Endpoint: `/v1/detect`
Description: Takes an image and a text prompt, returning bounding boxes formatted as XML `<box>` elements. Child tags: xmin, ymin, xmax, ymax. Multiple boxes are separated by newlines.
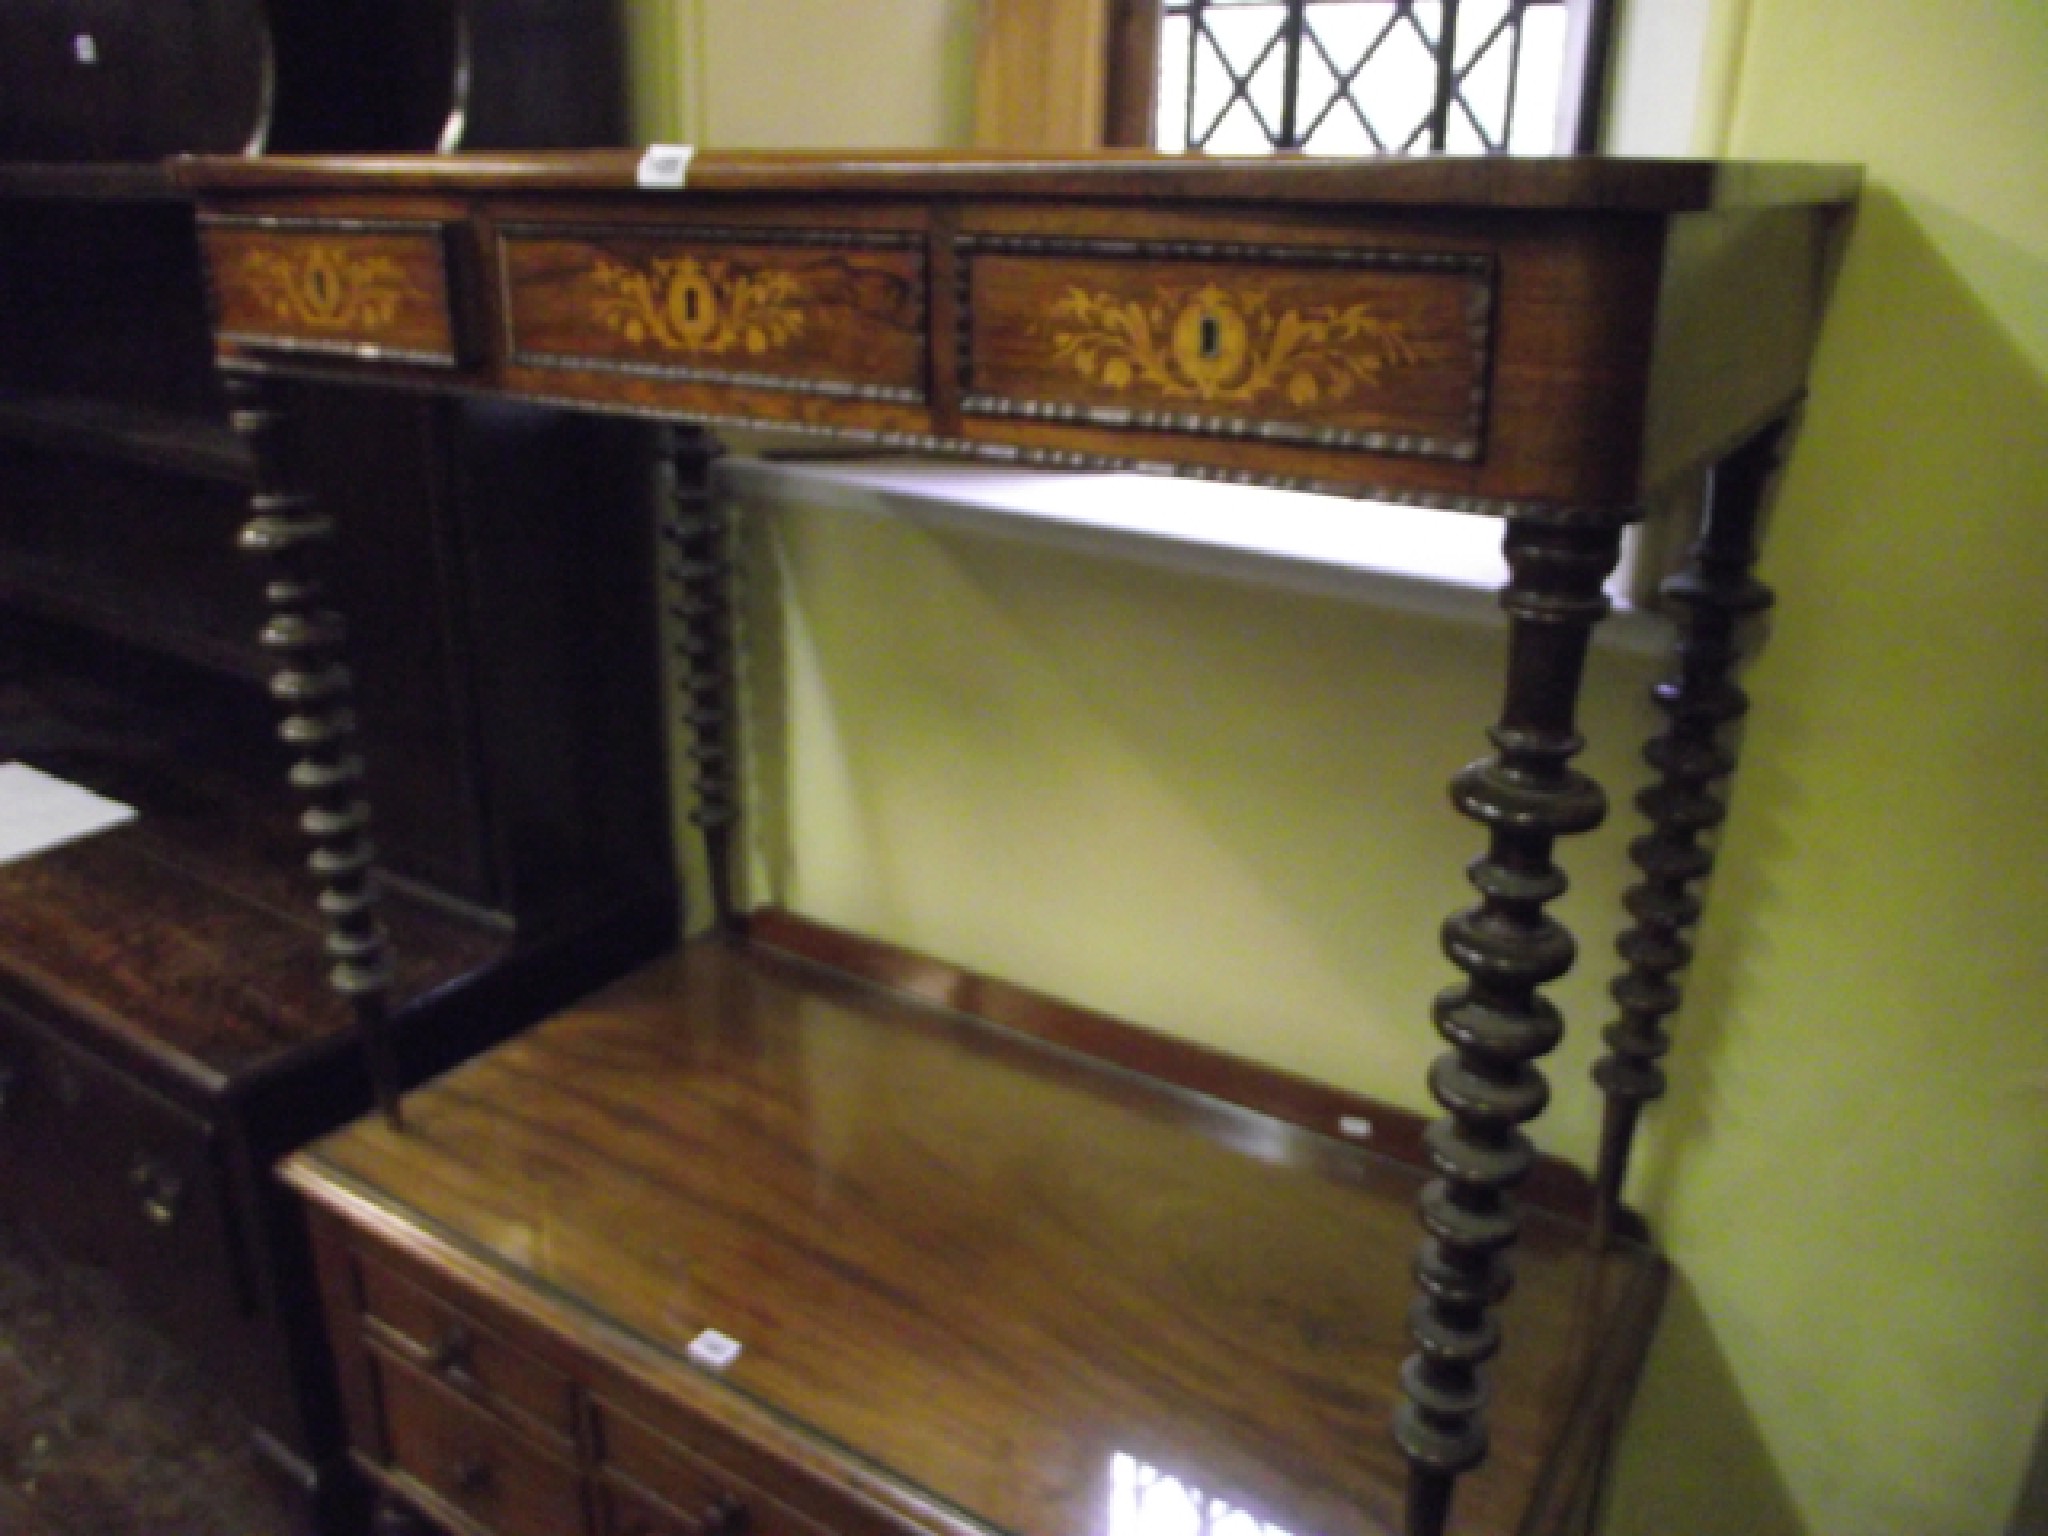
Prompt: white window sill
<box><xmin>716</xmin><ymin>457</ymin><xmax>1671</xmax><ymax>657</ymax></box>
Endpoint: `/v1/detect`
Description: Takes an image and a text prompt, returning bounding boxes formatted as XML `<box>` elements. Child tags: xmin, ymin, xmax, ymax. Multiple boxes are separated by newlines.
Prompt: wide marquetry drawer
<box><xmin>498</xmin><ymin>224</ymin><xmax>928</xmax><ymax>403</ymax></box>
<box><xmin>955</xmin><ymin>233</ymin><xmax>1496</xmax><ymax>462</ymax></box>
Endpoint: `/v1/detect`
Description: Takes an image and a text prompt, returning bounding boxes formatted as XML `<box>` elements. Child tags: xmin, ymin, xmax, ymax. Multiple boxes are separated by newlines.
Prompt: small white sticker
<box><xmin>687</xmin><ymin>1328</ymin><xmax>743</xmax><ymax>1370</ymax></box>
<box><xmin>1338</xmin><ymin>1115</ymin><xmax>1375</xmax><ymax>1141</ymax></box>
<box><xmin>637</xmin><ymin>144</ymin><xmax>697</xmax><ymax>189</ymax></box>
<box><xmin>73</xmin><ymin>33</ymin><xmax>99</xmax><ymax>64</ymax></box>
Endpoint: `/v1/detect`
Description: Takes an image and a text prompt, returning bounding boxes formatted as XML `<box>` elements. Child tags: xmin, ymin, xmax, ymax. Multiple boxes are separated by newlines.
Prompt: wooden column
<box><xmin>1395</xmin><ymin>512</ymin><xmax>1626</xmax><ymax>1536</ymax></box>
<box><xmin>225</xmin><ymin>369</ymin><xmax>403</xmax><ymax>1127</ymax></box>
<box><xmin>1591</xmin><ymin>422</ymin><xmax>1784</xmax><ymax>1238</ymax></box>
<box><xmin>661</xmin><ymin>425</ymin><xmax>741</xmax><ymax>934</ymax></box>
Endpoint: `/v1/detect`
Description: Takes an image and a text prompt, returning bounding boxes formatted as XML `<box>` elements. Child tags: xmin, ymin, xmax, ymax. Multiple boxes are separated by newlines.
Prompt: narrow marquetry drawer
<box><xmin>357</xmin><ymin>1253</ymin><xmax>576</xmax><ymax>1445</ymax></box>
<box><xmin>198</xmin><ymin>216</ymin><xmax>461</xmax><ymax>365</ymax></box>
<box><xmin>499</xmin><ymin>224</ymin><xmax>927</xmax><ymax>402</ymax></box>
<box><xmin>957</xmin><ymin>234</ymin><xmax>1495</xmax><ymax>461</ymax></box>
<box><xmin>595</xmin><ymin>1405</ymin><xmax>829</xmax><ymax>1536</ymax></box>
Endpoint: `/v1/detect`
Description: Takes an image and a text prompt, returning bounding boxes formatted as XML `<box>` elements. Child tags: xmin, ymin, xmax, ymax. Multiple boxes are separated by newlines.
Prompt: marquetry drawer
<box><xmin>499</xmin><ymin>224</ymin><xmax>927</xmax><ymax>402</ymax></box>
<box><xmin>357</xmin><ymin>1253</ymin><xmax>577</xmax><ymax>1446</ymax></box>
<box><xmin>198</xmin><ymin>215</ymin><xmax>462</xmax><ymax>365</ymax></box>
<box><xmin>956</xmin><ymin>233</ymin><xmax>1496</xmax><ymax>462</ymax></box>
<box><xmin>374</xmin><ymin>1348</ymin><xmax>588</xmax><ymax>1536</ymax></box>
<box><xmin>594</xmin><ymin>1404</ymin><xmax>831</xmax><ymax>1536</ymax></box>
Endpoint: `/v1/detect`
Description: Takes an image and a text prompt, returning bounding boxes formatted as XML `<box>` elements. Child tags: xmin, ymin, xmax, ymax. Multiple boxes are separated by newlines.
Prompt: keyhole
<box><xmin>685</xmin><ymin>288</ymin><xmax>702</xmax><ymax>323</ymax></box>
<box><xmin>1199</xmin><ymin>313</ymin><xmax>1221</xmax><ymax>360</ymax></box>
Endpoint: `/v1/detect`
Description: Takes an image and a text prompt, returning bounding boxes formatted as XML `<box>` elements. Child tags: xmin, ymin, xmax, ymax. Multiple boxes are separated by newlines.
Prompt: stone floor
<box><xmin>0</xmin><ymin>1218</ymin><xmax>298</xmax><ymax>1536</ymax></box>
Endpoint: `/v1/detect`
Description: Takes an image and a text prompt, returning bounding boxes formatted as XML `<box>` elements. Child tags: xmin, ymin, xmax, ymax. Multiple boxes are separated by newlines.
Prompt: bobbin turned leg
<box><xmin>1395</xmin><ymin>514</ymin><xmax>1626</xmax><ymax>1536</ymax></box>
<box><xmin>1591</xmin><ymin>422</ymin><xmax>1785</xmax><ymax>1240</ymax></box>
<box><xmin>660</xmin><ymin>425</ymin><xmax>742</xmax><ymax>935</ymax></box>
<box><xmin>225</xmin><ymin>370</ymin><xmax>403</xmax><ymax>1127</ymax></box>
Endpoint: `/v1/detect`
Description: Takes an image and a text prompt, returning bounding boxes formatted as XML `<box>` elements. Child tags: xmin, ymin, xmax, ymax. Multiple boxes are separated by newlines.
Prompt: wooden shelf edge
<box><xmin>0</xmin><ymin>161</ymin><xmax>188</xmax><ymax>202</ymax></box>
<box><xmin>745</xmin><ymin>906</ymin><xmax>1644</xmax><ymax>1238</ymax></box>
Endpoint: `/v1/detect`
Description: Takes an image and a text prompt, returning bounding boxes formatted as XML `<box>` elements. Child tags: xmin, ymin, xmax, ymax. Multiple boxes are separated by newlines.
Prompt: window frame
<box><xmin>1102</xmin><ymin>0</ymin><xmax>1619</xmax><ymax>154</ymax></box>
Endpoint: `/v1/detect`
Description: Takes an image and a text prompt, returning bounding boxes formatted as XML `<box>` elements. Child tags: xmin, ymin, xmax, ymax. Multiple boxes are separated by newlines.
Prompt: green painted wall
<box><xmin>627</xmin><ymin>3</ymin><xmax>2048</xmax><ymax>1530</ymax></box>
<box><xmin>1604</xmin><ymin>3</ymin><xmax>2048</xmax><ymax>1533</ymax></box>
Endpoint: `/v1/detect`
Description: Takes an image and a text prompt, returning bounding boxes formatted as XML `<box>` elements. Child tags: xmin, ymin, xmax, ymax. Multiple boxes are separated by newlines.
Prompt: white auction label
<box><xmin>636</xmin><ymin>144</ymin><xmax>697</xmax><ymax>189</ymax></box>
<box><xmin>687</xmin><ymin>1328</ymin><xmax>743</xmax><ymax>1370</ymax></box>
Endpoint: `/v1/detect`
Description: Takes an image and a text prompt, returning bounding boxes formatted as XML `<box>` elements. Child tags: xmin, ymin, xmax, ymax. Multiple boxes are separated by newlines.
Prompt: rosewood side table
<box><xmin>173</xmin><ymin>150</ymin><xmax>1857</xmax><ymax>1536</ymax></box>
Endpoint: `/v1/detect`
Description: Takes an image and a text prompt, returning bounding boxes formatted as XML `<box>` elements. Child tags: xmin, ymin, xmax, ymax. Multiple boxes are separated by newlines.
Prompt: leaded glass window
<box><xmin>1152</xmin><ymin>0</ymin><xmax>1598</xmax><ymax>156</ymax></box>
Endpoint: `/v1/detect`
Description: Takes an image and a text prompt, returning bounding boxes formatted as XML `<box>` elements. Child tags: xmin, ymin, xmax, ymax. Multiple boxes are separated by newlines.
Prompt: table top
<box><xmin>172</xmin><ymin>149</ymin><xmax>1859</xmax><ymax>212</ymax></box>
<box><xmin>289</xmin><ymin>933</ymin><xmax>1662</xmax><ymax>1536</ymax></box>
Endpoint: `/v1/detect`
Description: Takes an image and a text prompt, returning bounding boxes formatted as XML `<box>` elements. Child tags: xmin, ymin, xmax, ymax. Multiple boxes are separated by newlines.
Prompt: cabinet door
<box><xmin>0</xmin><ymin>993</ymin><xmax>252</xmax><ymax>1352</ymax></box>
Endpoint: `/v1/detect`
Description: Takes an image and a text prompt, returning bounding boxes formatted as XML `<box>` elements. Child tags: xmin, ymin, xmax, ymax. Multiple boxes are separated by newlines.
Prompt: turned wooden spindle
<box><xmin>1396</xmin><ymin>515</ymin><xmax>1626</xmax><ymax>1536</ymax></box>
<box><xmin>660</xmin><ymin>425</ymin><xmax>742</xmax><ymax>935</ymax></box>
<box><xmin>1591</xmin><ymin>423</ymin><xmax>1785</xmax><ymax>1240</ymax></box>
<box><xmin>225</xmin><ymin>370</ymin><xmax>404</xmax><ymax>1128</ymax></box>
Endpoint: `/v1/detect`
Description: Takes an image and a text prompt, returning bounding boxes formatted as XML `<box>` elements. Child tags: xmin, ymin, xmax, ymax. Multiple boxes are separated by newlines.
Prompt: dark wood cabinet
<box><xmin>0</xmin><ymin>6</ymin><xmax>662</xmax><ymax>1530</ymax></box>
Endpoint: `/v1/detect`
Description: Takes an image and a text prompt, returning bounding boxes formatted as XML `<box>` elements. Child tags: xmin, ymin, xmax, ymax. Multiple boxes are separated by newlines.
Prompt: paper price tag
<box><xmin>637</xmin><ymin>144</ymin><xmax>697</xmax><ymax>189</ymax></box>
<box><xmin>687</xmin><ymin>1328</ymin><xmax>743</xmax><ymax>1370</ymax></box>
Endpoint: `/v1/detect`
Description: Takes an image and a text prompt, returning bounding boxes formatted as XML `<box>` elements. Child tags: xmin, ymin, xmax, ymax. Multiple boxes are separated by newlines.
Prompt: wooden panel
<box><xmin>199</xmin><ymin>216</ymin><xmax>461</xmax><ymax>366</ymax></box>
<box><xmin>500</xmin><ymin>226</ymin><xmax>927</xmax><ymax>403</ymax></box>
<box><xmin>371</xmin><ymin>1347</ymin><xmax>588</xmax><ymax>1536</ymax></box>
<box><xmin>360</xmin><ymin>1252</ymin><xmax>577</xmax><ymax>1446</ymax></box>
<box><xmin>959</xmin><ymin>234</ymin><xmax>1494</xmax><ymax>461</ymax></box>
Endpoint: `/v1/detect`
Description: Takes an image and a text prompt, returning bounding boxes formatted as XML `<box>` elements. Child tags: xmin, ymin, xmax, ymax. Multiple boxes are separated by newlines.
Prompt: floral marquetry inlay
<box><xmin>1047</xmin><ymin>283</ymin><xmax>1417</xmax><ymax>409</ymax></box>
<box><xmin>590</xmin><ymin>257</ymin><xmax>807</xmax><ymax>357</ymax></box>
<box><xmin>242</xmin><ymin>245</ymin><xmax>420</xmax><ymax>332</ymax></box>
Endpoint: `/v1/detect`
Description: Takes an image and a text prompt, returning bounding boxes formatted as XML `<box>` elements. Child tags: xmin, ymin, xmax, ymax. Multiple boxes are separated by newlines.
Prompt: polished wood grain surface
<box><xmin>173</xmin><ymin>151</ymin><xmax>1858</xmax><ymax>213</ymax></box>
<box><xmin>745</xmin><ymin>908</ymin><xmax>1628</xmax><ymax>1233</ymax></box>
<box><xmin>0</xmin><ymin>672</ymin><xmax>504</xmax><ymax>1088</ymax></box>
<box><xmin>290</xmin><ymin>936</ymin><xmax>1663</xmax><ymax>1536</ymax></box>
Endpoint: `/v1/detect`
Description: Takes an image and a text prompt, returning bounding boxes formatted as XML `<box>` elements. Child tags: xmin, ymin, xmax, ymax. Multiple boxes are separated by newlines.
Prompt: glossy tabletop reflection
<box><xmin>293</xmin><ymin>936</ymin><xmax>1658</xmax><ymax>1536</ymax></box>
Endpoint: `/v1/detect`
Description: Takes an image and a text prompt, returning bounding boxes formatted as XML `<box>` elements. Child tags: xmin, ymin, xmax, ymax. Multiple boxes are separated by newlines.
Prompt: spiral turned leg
<box><xmin>1395</xmin><ymin>516</ymin><xmax>1625</xmax><ymax>1536</ymax></box>
<box><xmin>225</xmin><ymin>371</ymin><xmax>403</xmax><ymax>1128</ymax></box>
<box><xmin>1591</xmin><ymin>423</ymin><xmax>1784</xmax><ymax>1240</ymax></box>
<box><xmin>661</xmin><ymin>425</ymin><xmax>741</xmax><ymax>935</ymax></box>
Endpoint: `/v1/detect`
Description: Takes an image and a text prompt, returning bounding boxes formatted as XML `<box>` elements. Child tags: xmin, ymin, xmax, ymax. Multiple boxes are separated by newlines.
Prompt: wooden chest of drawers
<box><xmin>288</xmin><ymin>923</ymin><xmax>1668</xmax><ymax>1536</ymax></box>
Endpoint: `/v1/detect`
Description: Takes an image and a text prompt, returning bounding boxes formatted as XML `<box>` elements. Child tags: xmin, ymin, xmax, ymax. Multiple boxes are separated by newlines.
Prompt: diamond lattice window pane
<box><xmin>1203</xmin><ymin>96</ymin><xmax>1278</xmax><ymax>152</ymax></box>
<box><xmin>1453</xmin><ymin>0</ymin><xmax>1515</xmax><ymax>70</ymax></box>
<box><xmin>1456</xmin><ymin>20</ymin><xmax>1514</xmax><ymax>148</ymax></box>
<box><xmin>1291</xmin><ymin>31</ymin><xmax>1343</xmax><ymax>140</ymax></box>
<box><xmin>1358</xmin><ymin>7</ymin><xmax>1442</xmax><ymax>149</ymax></box>
<box><xmin>1507</xmin><ymin>4</ymin><xmax>1569</xmax><ymax>150</ymax></box>
<box><xmin>1302</xmin><ymin>103</ymin><xmax>1376</xmax><ymax>153</ymax></box>
<box><xmin>1157</xmin><ymin>14</ymin><xmax>1193</xmax><ymax>150</ymax></box>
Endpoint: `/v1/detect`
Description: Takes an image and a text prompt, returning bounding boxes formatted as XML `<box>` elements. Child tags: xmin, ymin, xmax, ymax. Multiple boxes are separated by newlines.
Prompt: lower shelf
<box><xmin>287</xmin><ymin>925</ymin><xmax>1666</xmax><ymax>1536</ymax></box>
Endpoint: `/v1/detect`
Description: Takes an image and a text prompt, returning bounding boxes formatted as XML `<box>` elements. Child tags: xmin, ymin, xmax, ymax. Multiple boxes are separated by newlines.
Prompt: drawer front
<box><xmin>375</xmin><ymin>1348</ymin><xmax>588</xmax><ymax>1536</ymax></box>
<box><xmin>596</xmin><ymin>1406</ymin><xmax>829</xmax><ymax>1536</ymax></box>
<box><xmin>199</xmin><ymin>216</ymin><xmax>461</xmax><ymax>365</ymax></box>
<box><xmin>500</xmin><ymin>226</ymin><xmax>927</xmax><ymax>402</ymax></box>
<box><xmin>358</xmin><ymin>1252</ymin><xmax>577</xmax><ymax>1446</ymax></box>
<box><xmin>0</xmin><ymin>994</ymin><xmax>248</xmax><ymax>1339</ymax></box>
<box><xmin>958</xmin><ymin>234</ymin><xmax>1495</xmax><ymax>461</ymax></box>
